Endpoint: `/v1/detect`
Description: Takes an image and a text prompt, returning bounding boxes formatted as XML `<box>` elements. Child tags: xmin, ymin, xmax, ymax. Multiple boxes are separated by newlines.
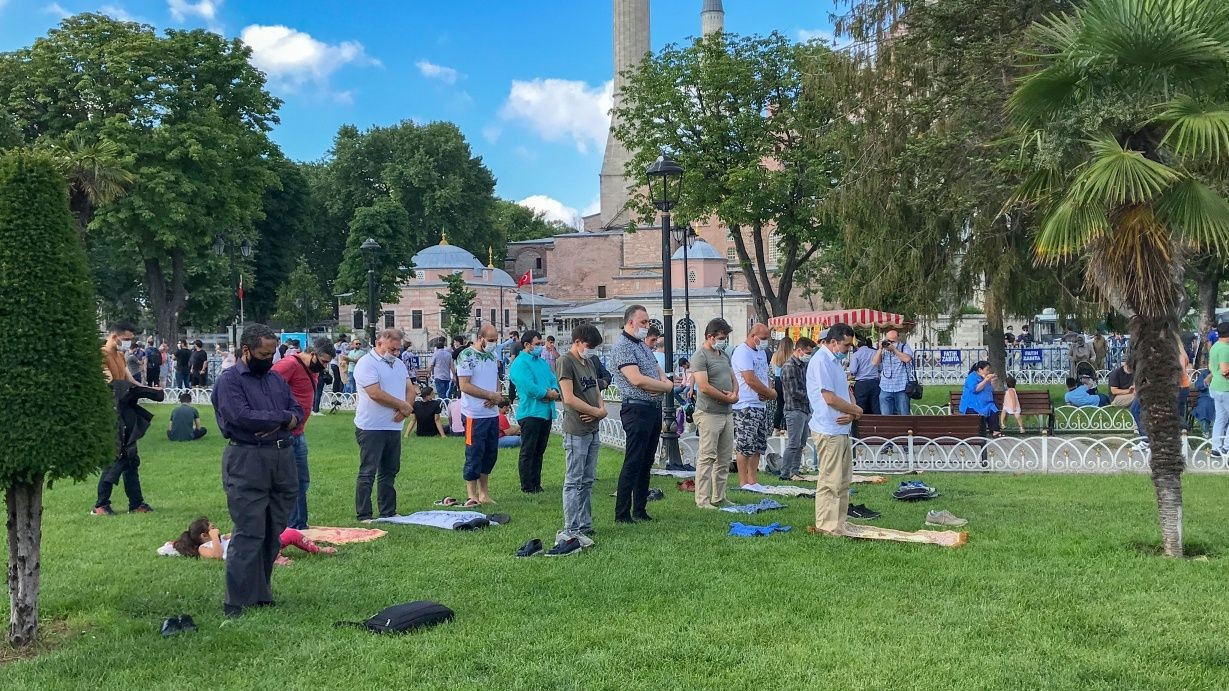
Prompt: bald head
<box><xmin>747</xmin><ymin>323</ymin><xmax>769</xmax><ymax>349</ymax></box>
<box><xmin>476</xmin><ymin>324</ymin><xmax>498</xmax><ymax>351</ymax></box>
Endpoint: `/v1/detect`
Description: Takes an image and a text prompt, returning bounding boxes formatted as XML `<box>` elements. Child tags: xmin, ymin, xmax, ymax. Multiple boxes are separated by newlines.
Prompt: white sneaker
<box><xmin>1131</xmin><ymin>441</ymin><xmax>1151</xmax><ymax>452</ymax></box>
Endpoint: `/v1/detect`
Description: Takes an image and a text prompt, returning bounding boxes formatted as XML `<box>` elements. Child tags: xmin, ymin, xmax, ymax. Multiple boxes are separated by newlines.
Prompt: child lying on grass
<box><xmin>160</xmin><ymin>516</ymin><xmax>336</xmax><ymax>565</ymax></box>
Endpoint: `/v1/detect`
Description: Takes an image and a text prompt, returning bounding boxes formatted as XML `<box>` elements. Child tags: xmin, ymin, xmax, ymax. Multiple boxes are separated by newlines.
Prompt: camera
<box><xmin>881</xmin><ymin>340</ymin><xmax>892</xmax><ymax>349</ymax></box>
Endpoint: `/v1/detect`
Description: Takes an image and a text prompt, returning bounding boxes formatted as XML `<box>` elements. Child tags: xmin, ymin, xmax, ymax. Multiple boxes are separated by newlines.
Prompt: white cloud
<box><xmin>796</xmin><ymin>28</ymin><xmax>833</xmax><ymax>43</ymax></box>
<box><xmin>581</xmin><ymin>195</ymin><xmax>600</xmax><ymax>218</ymax></box>
<box><xmin>519</xmin><ymin>195</ymin><xmax>581</xmax><ymax>229</ymax></box>
<box><xmin>240</xmin><ymin>24</ymin><xmax>376</xmax><ymax>101</ymax></box>
<box><xmin>499</xmin><ymin>78</ymin><xmax>613</xmax><ymax>154</ymax></box>
<box><xmin>101</xmin><ymin>4</ymin><xmax>142</xmax><ymax>22</ymax></box>
<box><xmin>482</xmin><ymin>125</ymin><xmax>502</xmax><ymax>144</ymax></box>
<box><xmin>416</xmin><ymin>59</ymin><xmax>460</xmax><ymax>85</ymax></box>
<box><xmin>43</xmin><ymin>3</ymin><xmax>70</xmax><ymax>18</ymax></box>
<box><xmin>168</xmin><ymin>0</ymin><xmax>220</xmax><ymax>22</ymax></box>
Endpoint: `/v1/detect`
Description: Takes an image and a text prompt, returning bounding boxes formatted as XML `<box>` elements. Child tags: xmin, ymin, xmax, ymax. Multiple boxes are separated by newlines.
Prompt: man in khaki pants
<box><xmin>805</xmin><ymin>323</ymin><xmax>862</xmax><ymax>534</ymax></box>
<box><xmin>689</xmin><ymin>318</ymin><xmax>740</xmax><ymax>509</ymax></box>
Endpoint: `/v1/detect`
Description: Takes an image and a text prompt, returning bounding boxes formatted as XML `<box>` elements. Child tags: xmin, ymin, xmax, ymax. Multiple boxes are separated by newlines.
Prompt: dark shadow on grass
<box><xmin>0</xmin><ymin>619</ymin><xmax>75</xmax><ymax>666</ymax></box>
<box><xmin>1128</xmin><ymin>540</ymin><xmax>1218</xmax><ymax>559</ymax></box>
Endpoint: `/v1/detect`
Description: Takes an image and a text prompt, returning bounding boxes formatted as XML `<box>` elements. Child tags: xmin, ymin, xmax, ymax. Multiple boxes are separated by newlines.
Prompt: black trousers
<box><xmin>517</xmin><ymin>416</ymin><xmax>552</xmax><ymax>491</ymax></box>
<box><xmin>355</xmin><ymin>429</ymin><xmax>401</xmax><ymax>520</ymax></box>
<box><xmin>616</xmin><ymin>402</ymin><xmax>662</xmax><ymax>520</ymax></box>
<box><xmin>853</xmin><ymin>379</ymin><xmax>881</xmax><ymax>415</ymax></box>
<box><xmin>772</xmin><ymin>377</ymin><xmax>785</xmax><ymax>430</ymax></box>
<box><xmin>95</xmin><ymin>448</ymin><xmax>144</xmax><ymax>510</ymax></box>
<box><xmin>222</xmin><ymin>443</ymin><xmax>297</xmax><ymax>609</ymax></box>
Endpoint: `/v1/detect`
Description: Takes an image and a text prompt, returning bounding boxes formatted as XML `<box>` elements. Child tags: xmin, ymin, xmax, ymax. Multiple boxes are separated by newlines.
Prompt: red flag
<box><xmin>516</xmin><ymin>270</ymin><xmax>532</xmax><ymax>288</ymax></box>
<box><xmin>237</xmin><ymin>274</ymin><xmax>244</xmax><ymax>301</ymax></box>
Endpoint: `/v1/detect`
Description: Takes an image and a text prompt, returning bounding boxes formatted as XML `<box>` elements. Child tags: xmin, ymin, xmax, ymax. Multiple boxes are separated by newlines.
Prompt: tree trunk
<box><xmin>1195</xmin><ymin>271</ymin><xmax>1219</xmax><ymax>336</ymax></box>
<box><xmin>984</xmin><ymin>291</ymin><xmax>1008</xmax><ymax>389</ymax></box>
<box><xmin>7</xmin><ymin>477</ymin><xmax>44</xmax><ymax>647</ymax></box>
<box><xmin>146</xmin><ymin>249</ymin><xmax>190</xmax><ymax>342</ymax></box>
<box><xmin>1131</xmin><ymin>314</ymin><xmax>1184</xmax><ymax>557</ymax></box>
<box><xmin>726</xmin><ymin>223</ymin><xmax>776</xmax><ymax>324</ymax></box>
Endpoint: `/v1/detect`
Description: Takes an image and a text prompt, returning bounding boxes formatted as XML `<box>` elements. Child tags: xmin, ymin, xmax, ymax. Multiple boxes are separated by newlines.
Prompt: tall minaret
<box><xmin>701</xmin><ymin>0</ymin><xmax>724</xmax><ymax>36</ymax></box>
<box><xmin>598</xmin><ymin>0</ymin><xmax>650</xmax><ymax>230</ymax></box>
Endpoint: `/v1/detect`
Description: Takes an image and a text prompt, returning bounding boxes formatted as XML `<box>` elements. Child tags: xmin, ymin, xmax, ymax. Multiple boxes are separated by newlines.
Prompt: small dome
<box><xmin>671</xmin><ymin>239</ymin><xmax>723</xmax><ymax>261</ymax></box>
<box><xmin>412</xmin><ymin>243</ymin><xmax>482</xmax><ymax>270</ymax></box>
<box><xmin>490</xmin><ymin>268</ymin><xmax>517</xmax><ymax>287</ymax></box>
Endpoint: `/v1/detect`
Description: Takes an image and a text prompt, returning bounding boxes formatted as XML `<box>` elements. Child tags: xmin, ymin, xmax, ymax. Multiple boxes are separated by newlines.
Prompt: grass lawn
<box><xmin>4</xmin><ymin>404</ymin><xmax>1229</xmax><ymax>689</ymax></box>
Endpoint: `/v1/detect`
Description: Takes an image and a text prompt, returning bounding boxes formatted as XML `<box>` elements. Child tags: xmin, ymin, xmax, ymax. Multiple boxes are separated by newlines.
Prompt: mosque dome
<box><xmin>671</xmin><ymin>239</ymin><xmax>723</xmax><ymax>261</ymax></box>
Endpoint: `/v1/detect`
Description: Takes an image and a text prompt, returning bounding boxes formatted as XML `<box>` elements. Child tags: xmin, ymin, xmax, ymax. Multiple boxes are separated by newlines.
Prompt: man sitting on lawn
<box><xmin>167</xmin><ymin>392</ymin><xmax>208</xmax><ymax>440</ymax></box>
<box><xmin>1064</xmin><ymin>377</ymin><xmax>1108</xmax><ymax>408</ymax></box>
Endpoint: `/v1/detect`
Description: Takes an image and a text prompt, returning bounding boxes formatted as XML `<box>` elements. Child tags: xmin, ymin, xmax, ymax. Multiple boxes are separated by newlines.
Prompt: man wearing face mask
<box><xmin>271</xmin><ymin>337</ymin><xmax>337</xmax><ymax>530</ymax></box>
<box><xmin>458</xmin><ymin>324</ymin><xmax>507</xmax><ymax>506</ymax></box>
<box><xmin>93</xmin><ymin>321</ymin><xmax>164</xmax><ymax>516</ymax></box>
<box><xmin>779</xmin><ymin>337</ymin><xmax>817</xmax><ymax>482</ymax></box>
<box><xmin>352</xmin><ymin>328</ymin><xmax>416</xmax><ymax>521</ymax></box>
<box><xmin>689</xmin><ymin>318</ymin><xmax>740</xmax><ymax>510</ymax></box>
<box><xmin>807</xmin><ymin>323</ymin><xmax>863</xmax><ymax>535</ymax></box>
<box><xmin>610</xmin><ymin>305</ymin><xmax>674</xmax><ymax>523</ymax></box>
<box><xmin>507</xmin><ymin>330</ymin><xmax>560</xmax><ymax>494</ymax></box>
<box><xmin>730</xmin><ymin>324</ymin><xmax>777</xmax><ymax>489</ymax></box>
<box><xmin>211</xmin><ymin>323</ymin><xmax>304</xmax><ymax>617</ymax></box>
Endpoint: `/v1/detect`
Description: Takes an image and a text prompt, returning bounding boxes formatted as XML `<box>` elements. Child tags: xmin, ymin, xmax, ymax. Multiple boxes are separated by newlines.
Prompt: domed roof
<box><xmin>489</xmin><ymin>268</ymin><xmax>517</xmax><ymax>287</ymax></box>
<box><xmin>412</xmin><ymin>241</ymin><xmax>482</xmax><ymax>270</ymax></box>
<box><xmin>671</xmin><ymin>239</ymin><xmax>724</xmax><ymax>261</ymax></box>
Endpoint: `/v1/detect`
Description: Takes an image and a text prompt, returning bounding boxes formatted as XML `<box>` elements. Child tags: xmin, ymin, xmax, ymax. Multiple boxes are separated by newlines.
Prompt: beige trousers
<box><xmin>1110</xmin><ymin>393</ymin><xmax>1134</xmax><ymax>407</ymax></box>
<box><xmin>693</xmin><ymin>410</ymin><xmax>733</xmax><ymax>507</ymax></box>
<box><xmin>813</xmin><ymin>433</ymin><xmax>852</xmax><ymax>533</ymax></box>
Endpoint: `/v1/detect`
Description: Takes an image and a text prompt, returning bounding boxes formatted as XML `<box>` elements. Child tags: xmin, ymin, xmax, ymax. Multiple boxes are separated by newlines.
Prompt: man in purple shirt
<box><xmin>211</xmin><ymin>323</ymin><xmax>303</xmax><ymax>618</ymax></box>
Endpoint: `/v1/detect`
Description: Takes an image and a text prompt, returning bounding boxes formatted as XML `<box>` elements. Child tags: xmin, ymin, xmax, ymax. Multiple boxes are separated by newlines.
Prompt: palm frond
<box><xmin>1035</xmin><ymin>199</ymin><xmax>1109</xmax><ymax>263</ymax></box>
<box><xmin>1080</xmin><ymin>0</ymin><xmax>1229</xmax><ymax>69</ymax></box>
<box><xmin>1156</xmin><ymin>97</ymin><xmax>1229</xmax><ymax>163</ymax></box>
<box><xmin>1007</xmin><ymin>165</ymin><xmax>1065</xmax><ymax>208</ymax></box>
<box><xmin>1068</xmin><ymin>135</ymin><xmax>1180</xmax><ymax>207</ymax></box>
<box><xmin>1155</xmin><ymin>176</ymin><xmax>1229</xmax><ymax>255</ymax></box>
<box><xmin>1007</xmin><ymin>65</ymin><xmax>1081</xmax><ymax>126</ymax></box>
<box><xmin>1098</xmin><ymin>205</ymin><xmax>1183</xmax><ymax>316</ymax></box>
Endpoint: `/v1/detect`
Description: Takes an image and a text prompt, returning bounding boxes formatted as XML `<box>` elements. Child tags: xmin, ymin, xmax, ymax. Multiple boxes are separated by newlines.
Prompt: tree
<box><xmin>0</xmin><ymin>151</ymin><xmax>114</xmax><ymax>646</ymax></box>
<box><xmin>335</xmin><ymin>199</ymin><xmax>415</xmax><ymax>303</ymax></box>
<box><xmin>246</xmin><ymin>158</ymin><xmax>316</xmax><ymax>324</ymax></box>
<box><xmin>0</xmin><ymin>14</ymin><xmax>282</xmax><ymax>341</ymax></box>
<box><xmin>1009</xmin><ymin>0</ymin><xmax>1229</xmax><ymax>557</ymax></box>
<box><xmin>323</xmin><ymin>120</ymin><xmax>498</xmax><ymax>254</ymax></box>
<box><xmin>488</xmin><ymin>199</ymin><xmax>570</xmax><ymax>264</ymax></box>
<box><xmin>437</xmin><ymin>272</ymin><xmax>477</xmax><ymax>338</ymax></box>
<box><xmin>612</xmin><ymin>32</ymin><xmax>841</xmax><ymax>322</ymax></box>
<box><xmin>274</xmin><ymin>258</ymin><xmax>332</xmax><ymax>333</ymax></box>
<box><xmin>39</xmin><ymin>132</ymin><xmax>135</xmax><ymax>236</ymax></box>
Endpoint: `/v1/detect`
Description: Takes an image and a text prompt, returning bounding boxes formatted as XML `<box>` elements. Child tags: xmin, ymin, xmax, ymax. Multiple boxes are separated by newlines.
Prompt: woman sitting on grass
<box><xmin>162</xmin><ymin>516</ymin><xmax>336</xmax><ymax>565</ymax></box>
<box><xmin>406</xmin><ymin>386</ymin><xmax>447</xmax><ymax>438</ymax></box>
<box><xmin>959</xmin><ymin>360</ymin><xmax>1002</xmax><ymax>438</ymax></box>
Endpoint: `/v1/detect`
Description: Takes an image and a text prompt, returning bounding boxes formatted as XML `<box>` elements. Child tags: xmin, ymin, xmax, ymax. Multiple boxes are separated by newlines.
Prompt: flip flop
<box><xmin>462</xmin><ymin>498</ymin><xmax>481</xmax><ymax>508</ymax></box>
<box><xmin>433</xmin><ymin>496</ymin><xmax>458</xmax><ymax>507</ymax></box>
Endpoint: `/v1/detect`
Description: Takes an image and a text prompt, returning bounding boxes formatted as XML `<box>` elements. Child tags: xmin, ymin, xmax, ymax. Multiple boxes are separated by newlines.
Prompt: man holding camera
<box><xmin>872</xmin><ymin>329</ymin><xmax>914</xmax><ymax>415</ymax></box>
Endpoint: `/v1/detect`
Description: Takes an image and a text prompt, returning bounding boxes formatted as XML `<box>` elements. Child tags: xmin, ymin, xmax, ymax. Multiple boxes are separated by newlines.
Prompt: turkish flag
<box><xmin>237</xmin><ymin>274</ymin><xmax>244</xmax><ymax>301</ymax></box>
<box><xmin>516</xmin><ymin>270</ymin><xmax>532</xmax><ymax>288</ymax></box>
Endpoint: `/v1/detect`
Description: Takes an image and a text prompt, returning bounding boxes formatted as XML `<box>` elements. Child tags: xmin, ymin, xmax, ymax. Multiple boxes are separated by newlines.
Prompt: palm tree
<box><xmin>42</xmin><ymin>132</ymin><xmax>135</xmax><ymax>235</ymax></box>
<box><xmin>1008</xmin><ymin>0</ymin><xmax>1229</xmax><ymax>557</ymax></box>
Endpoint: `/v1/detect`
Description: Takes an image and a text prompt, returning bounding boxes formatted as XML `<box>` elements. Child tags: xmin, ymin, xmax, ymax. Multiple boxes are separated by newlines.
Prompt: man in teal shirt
<box><xmin>1210</xmin><ymin>323</ymin><xmax>1229</xmax><ymax>457</ymax></box>
<box><xmin>508</xmin><ymin>330</ymin><xmax>560</xmax><ymax>493</ymax></box>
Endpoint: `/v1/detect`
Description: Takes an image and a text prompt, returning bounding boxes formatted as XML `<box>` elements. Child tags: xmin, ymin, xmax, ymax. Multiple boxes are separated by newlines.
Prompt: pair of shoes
<box><xmin>646</xmin><ymin>488</ymin><xmax>664</xmax><ymax>502</ymax></box>
<box><xmin>925</xmin><ymin>510</ymin><xmax>968</xmax><ymax>527</ymax></box>
<box><xmin>632</xmin><ymin>512</ymin><xmax>653</xmax><ymax>522</ymax></box>
<box><xmin>545</xmin><ymin>537</ymin><xmax>583</xmax><ymax>557</ymax></box>
<box><xmin>91</xmin><ymin>505</ymin><xmax>116</xmax><ymax>516</ymax></box>
<box><xmin>1130</xmin><ymin>440</ymin><xmax>1150</xmax><ymax>452</ymax></box>
<box><xmin>557</xmin><ymin>531</ymin><xmax>595</xmax><ymax>549</ymax></box>
<box><xmin>160</xmin><ymin>614</ymin><xmax>197</xmax><ymax>636</ymax></box>
<box><xmin>130</xmin><ymin>503</ymin><xmax>154</xmax><ymax>514</ymax></box>
<box><xmin>847</xmin><ymin>504</ymin><xmax>880</xmax><ymax>519</ymax></box>
<box><xmin>515</xmin><ymin>538</ymin><xmax>543</xmax><ymax>557</ymax></box>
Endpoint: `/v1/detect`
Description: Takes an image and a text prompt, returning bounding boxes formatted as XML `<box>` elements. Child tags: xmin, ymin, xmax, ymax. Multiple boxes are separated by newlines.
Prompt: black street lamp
<box><xmin>214</xmin><ymin>236</ymin><xmax>252</xmax><ymax>349</ymax></box>
<box><xmin>360</xmin><ymin>237</ymin><xmax>381</xmax><ymax>345</ymax></box>
<box><xmin>672</xmin><ymin>224</ymin><xmax>696</xmax><ymax>354</ymax></box>
<box><xmin>717</xmin><ymin>283</ymin><xmax>726</xmax><ymax>321</ymax></box>
<box><xmin>647</xmin><ymin>151</ymin><xmax>685</xmax><ymax>469</ymax></box>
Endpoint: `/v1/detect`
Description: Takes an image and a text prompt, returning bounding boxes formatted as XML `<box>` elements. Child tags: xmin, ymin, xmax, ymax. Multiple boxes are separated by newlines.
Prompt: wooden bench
<box><xmin>949</xmin><ymin>390</ymin><xmax>1055</xmax><ymax>434</ymax></box>
<box><xmin>416</xmin><ymin>367</ymin><xmax>430</xmax><ymax>384</ymax></box>
<box><xmin>855</xmin><ymin>414</ymin><xmax>984</xmax><ymax>441</ymax></box>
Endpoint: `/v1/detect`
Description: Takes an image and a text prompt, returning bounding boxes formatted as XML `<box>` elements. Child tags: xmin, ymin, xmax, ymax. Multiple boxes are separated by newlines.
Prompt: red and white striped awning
<box><xmin>768</xmin><ymin>309</ymin><xmax>911</xmax><ymax>331</ymax></box>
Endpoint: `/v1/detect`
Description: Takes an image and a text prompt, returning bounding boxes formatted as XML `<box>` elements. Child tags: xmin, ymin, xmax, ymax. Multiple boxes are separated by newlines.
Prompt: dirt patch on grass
<box><xmin>0</xmin><ymin>619</ymin><xmax>76</xmax><ymax>666</ymax></box>
<box><xmin>1129</xmin><ymin>541</ymin><xmax>1218</xmax><ymax>559</ymax></box>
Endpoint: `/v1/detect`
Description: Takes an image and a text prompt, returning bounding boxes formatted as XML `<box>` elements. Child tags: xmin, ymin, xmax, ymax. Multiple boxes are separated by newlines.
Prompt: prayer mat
<box><xmin>299</xmin><ymin>527</ymin><xmax>387</xmax><ymax>544</ymax></box>
<box><xmin>373</xmin><ymin>511</ymin><xmax>493</xmax><ymax>530</ymax></box>
<box><xmin>736</xmin><ymin>483</ymin><xmax>816</xmax><ymax>498</ymax></box>
<box><xmin>728</xmin><ymin>521</ymin><xmax>792</xmax><ymax>537</ymax></box>
<box><xmin>810</xmin><ymin>523</ymin><xmax>967</xmax><ymax>548</ymax></box>
<box><xmin>720</xmin><ymin>498</ymin><xmax>787</xmax><ymax>514</ymax></box>
<box><xmin>800</xmin><ymin>474</ymin><xmax>887</xmax><ymax>484</ymax></box>
<box><xmin>652</xmin><ymin>468</ymin><xmax>697</xmax><ymax>478</ymax></box>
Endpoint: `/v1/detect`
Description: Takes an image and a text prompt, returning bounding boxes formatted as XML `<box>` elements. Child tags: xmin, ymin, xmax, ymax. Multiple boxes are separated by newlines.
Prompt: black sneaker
<box><xmin>160</xmin><ymin>617</ymin><xmax>181</xmax><ymax>637</ymax></box>
<box><xmin>91</xmin><ymin>505</ymin><xmax>116</xmax><ymax>517</ymax></box>
<box><xmin>176</xmin><ymin>615</ymin><xmax>198</xmax><ymax>632</ymax></box>
<box><xmin>632</xmin><ymin>512</ymin><xmax>654</xmax><ymax>522</ymax></box>
<box><xmin>544</xmin><ymin>537</ymin><xmax>582</xmax><ymax>557</ymax></box>
<box><xmin>854</xmin><ymin>504</ymin><xmax>881</xmax><ymax>519</ymax></box>
<box><xmin>515</xmin><ymin>538</ymin><xmax>543</xmax><ymax>558</ymax></box>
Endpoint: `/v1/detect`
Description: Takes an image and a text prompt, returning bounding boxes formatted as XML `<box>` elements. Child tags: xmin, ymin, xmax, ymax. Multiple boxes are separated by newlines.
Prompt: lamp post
<box><xmin>672</xmin><ymin>224</ymin><xmax>696</xmax><ymax>354</ymax></box>
<box><xmin>360</xmin><ymin>237</ymin><xmax>381</xmax><ymax>345</ymax></box>
<box><xmin>647</xmin><ymin>151</ymin><xmax>685</xmax><ymax>469</ymax></box>
<box><xmin>214</xmin><ymin>236</ymin><xmax>251</xmax><ymax>350</ymax></box>
<box><xmin>717</xmin><ymin>283</ymin><xmax>726</xmax><ymax>321</ymax></box>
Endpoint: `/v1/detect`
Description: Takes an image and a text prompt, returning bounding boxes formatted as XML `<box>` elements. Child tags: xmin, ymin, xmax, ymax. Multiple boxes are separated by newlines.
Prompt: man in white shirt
<box><xmin>730</xmin><ymin>323</ymin><xmax>776</xmax><ymax>488</ymax></box>
<box><xmin>353</xmin><ymin>328</ymin><xmax>417</xmax><ymax>521</ymax></box>
<box><xmin>457</xmin><ymin>323</ymin><xmax>506</xmax><ymax>506</ymax></box>
<box><xmin>806</xmin><ymin>323</ymin><xmax>862</xmax><ymax>535</ymax></box>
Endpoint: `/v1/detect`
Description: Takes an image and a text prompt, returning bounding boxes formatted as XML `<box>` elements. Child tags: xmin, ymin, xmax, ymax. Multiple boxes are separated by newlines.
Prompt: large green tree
<box><xmin>0</xmin><ymin>151</ymin><xmax>114</xmax><ymax>646</ymax></box>
<box><xmin>0</xmin><ymin>14</ymin><xmax>282</xmax><ymax>341</ymax></box>
<box><xmin>335</xmin><ymin>199</ymin><xmax>415</xmax><ymax>303</ymax></box>
<box><xmin>1009</xmin><ymin>0</ymin><xmax>1229</xmax><ymax>557</ymax></box>
<box><xmin>274</xmin><ymin>258</ymin><xmax>332</xmax><ymax>333</ymax></box>
<box><xmin>245</xmin><ymin>157</ymin><xmax>316</xmax><ymax>324</ymax></box>
<box><xmin>612</xmin><ymin>32</ymin><xmax>841</xmax><ymax>322</ymax></box>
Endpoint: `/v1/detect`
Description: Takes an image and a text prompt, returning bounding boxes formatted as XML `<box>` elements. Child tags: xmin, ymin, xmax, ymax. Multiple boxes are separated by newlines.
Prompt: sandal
<box><xmin>462</xmin><ymin>498</ymin><xmax>481</xmax><ymax>508</ymax></box>
<box><xmin>434</xmin><ymin>496</ymin><xmax>458</xmax><ymax>507</ymax></box>
<box><xmin>789</xmin><ymin>475</ymin><xmax>807</xmax><ymax>482</ymax></box>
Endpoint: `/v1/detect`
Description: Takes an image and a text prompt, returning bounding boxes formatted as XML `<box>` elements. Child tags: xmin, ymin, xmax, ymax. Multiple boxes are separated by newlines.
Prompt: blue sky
<box><xmin>0</xmin><ymin>0</ymin><xmax>837</xmax><ymax>225</ymax></box>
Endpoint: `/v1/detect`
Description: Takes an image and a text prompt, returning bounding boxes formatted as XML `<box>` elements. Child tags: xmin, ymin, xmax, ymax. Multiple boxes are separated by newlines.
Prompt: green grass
<box><xmin>4</xmin><ymin>405</ymin><xmax>1229</xmax><ymax>689</ymax></box>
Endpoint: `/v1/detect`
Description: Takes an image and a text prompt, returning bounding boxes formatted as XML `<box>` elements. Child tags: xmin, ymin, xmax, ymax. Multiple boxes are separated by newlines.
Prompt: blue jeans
<box><xmin>498</xmin><ymin>435</ymin><xmax>521</xmax><ymax>448</ymax></box>
<box><xmin>175</xmin><ymin>371</ymin><xmax>191</xmax><ymax>388</ymax></box>
<box><xmin>879</xmin><ymin>390</ymin><xmax>910</xmax><ymax>415</ymax></box>
<box><xmin>562</xmin><ymin>431</ymin><xmax>601</xmax><ymax>536</ymax></box>
<box><xmin>287</xmin><ymin>434</ymin><xmax>310</xmax><ymax>529</ymax></box>
<box><xmin>343</xmin><ymin>376</ymin><xmax>357</xmax><ymax>395</ymax></box>
<box><xmin>1212</xmin><ymin>390</ymin><xmax>1229</xmax><ymax>452</ymax></box>
<box><xmin>434</xmin><ymin>378</ymin><xmax>451</xmax><ymax>399</ymax></box>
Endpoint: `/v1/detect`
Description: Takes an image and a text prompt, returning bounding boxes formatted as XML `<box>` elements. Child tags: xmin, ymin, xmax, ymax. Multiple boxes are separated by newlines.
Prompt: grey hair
<box><xmin>377</xmin><ymin>328</ymin><xmax>404</xmax><ymax>343</ymax></box>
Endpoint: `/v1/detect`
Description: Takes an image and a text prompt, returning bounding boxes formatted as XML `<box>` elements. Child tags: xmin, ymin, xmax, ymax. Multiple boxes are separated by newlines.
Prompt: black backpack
<box><xmin>337</xmin><ymin>601</ymin><xmax>454</xmax><ymax>634</ymax></box>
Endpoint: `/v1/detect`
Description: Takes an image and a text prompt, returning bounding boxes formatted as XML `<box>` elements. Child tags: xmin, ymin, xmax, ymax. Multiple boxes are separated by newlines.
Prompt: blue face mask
<box><xmin>835</xmin><ymin>351</ymin><xmax>848</xmax><ymax>362</ymax></box>
<box><xmin>531</xmin><ymin>345</ymin><xmax>545</xmax><ymax>357</ymax></box>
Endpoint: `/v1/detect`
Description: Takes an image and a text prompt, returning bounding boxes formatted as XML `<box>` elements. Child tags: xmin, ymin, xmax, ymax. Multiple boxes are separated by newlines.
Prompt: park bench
<box><xmin>416</xmin><ymin>367</ymin><xmax>430</xmax><ymax>384</ymax></box>
<box><xmin>855</xmin><ymin>414</ymin><xmax>984</xmax><ymax>442</ymax></box>
<box><xmin>949</xmin><ymin>390</ymin><xmax>1055</xmax><ymax>434</ymax></box>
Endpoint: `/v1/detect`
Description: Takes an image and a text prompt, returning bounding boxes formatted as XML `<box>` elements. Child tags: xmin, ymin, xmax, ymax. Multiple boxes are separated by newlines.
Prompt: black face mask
<box><xmin>309</xmin><ymin>357</ymin><xmax>325</xmax><ymax>374</ymax></box>
<box><xmin>246</xmin><ymin>353</ymin><xmax>274</xmax><ymax>376</ymax></box>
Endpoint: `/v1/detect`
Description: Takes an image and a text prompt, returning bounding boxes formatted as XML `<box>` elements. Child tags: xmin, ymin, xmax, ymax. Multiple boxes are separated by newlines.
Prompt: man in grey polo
<box><xmin>353</xmin><ymin>328</ymin><xmax>417</xmax><ymax>521</ymax></box>
<box><xmin>610</xmin><ymin>304</ymin><xmax>673</xmax><ymax>523</ymax></box>
<box><xmin>690</xmin><ymin>318</ymin><xmax>739</xmax><ymax>509</ymax></box>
